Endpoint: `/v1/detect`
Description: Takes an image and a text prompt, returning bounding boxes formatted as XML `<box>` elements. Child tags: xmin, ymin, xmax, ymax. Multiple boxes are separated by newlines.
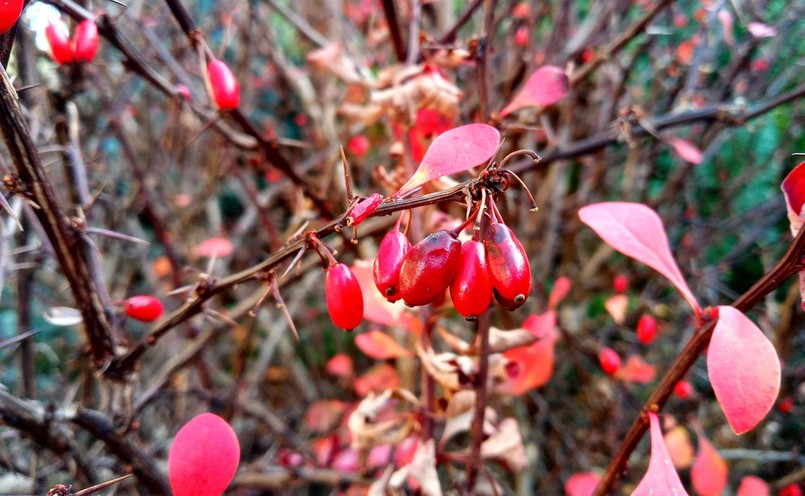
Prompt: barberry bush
<box><xmin>0</xmin><ymin>0</ymin><xmax>803</xmax><ymax>495</ymax></box>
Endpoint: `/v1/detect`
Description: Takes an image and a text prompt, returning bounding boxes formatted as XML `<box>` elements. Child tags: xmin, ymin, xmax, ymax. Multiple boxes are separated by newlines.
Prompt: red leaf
<box><xmin>578</xmin><ymin>202</ymin><xmax>701</xmax><ymax>314</ymax></box>
<box><xmin>548</xmin><ymin>276</ymin><xmax>571</xmax><ymax>309</ymax></box>
<box><xmin>304</xmin><ymin>400</ymin><xmax>349</xmax><ymax>433</ymax></box>
<box><xmin>708</xmin><ymin>306</ymin><xmax>781</xmax><ymax>434</ymax></box>
<box><xmin>667</xmin><ymin>136</ymin><xmax>704</xmax><ymax>164</ymax></box>
<box><xmin>355</xmin><ymin>330</ymin><xmax>413</xmax><ymax>359</ymax></box>
<box><xmin>631</xmin><ymin>412</ymin><xmax>689</xmax><ymax>496</ymax></box>
<box><xmin>782</xmin><ymin>162</ymin><xmax>805</xmax><ymax>310</ymax></box>
<box><xmin>500</xmin><ymin>65</ymin><xmax>569</xmax><ymax>116</ymax></box>
<box><xmin>325</xmin><ymin>353</ymin><xmax>354</xmax><ymax>378</ymax></box>
<box><xmin>499</xmin><ymin>311</ymin><xmax>558</xmax><ymax>395</ymax></box>
<box><xmin>565</xmin><ymin>472</ymin><xmax>601</xmax><ymax>496</ymax></box>
<box><xmin>664</xmin><ymin>425</ymin><xmax>694</xmax><ymax>469</ymax></box>
<box><xmin>737</xmin><ymin>476</ymin><xmax>770</xmax><ymax>496</ymax></box>
<box><xmin>691</xmin><ymin>433</ymin><xmax>728</xmax><ymax>496</ymax></box>
<box><xmin>616</xmin><ymin>355</ymin><xmax>656</xmax><ymax>384</ymax></box>
<box><xmin>168</xmin><ymin>413</ymin><xmax>240</xmax><ymax>496</ymax></box>
<box><xmin>194</xmin><ymin>236</ymin><xmax>234</xmax><ymax>258</ymax></box>
<box><xmin>354</xmin><ymin>363</ymin><xmax>400</xmax><ymax>396</ymax></box>
<box><xmin>395</xmin><ymin>124</ymin><xmax>500</xmax><ymax>197</ymax></box>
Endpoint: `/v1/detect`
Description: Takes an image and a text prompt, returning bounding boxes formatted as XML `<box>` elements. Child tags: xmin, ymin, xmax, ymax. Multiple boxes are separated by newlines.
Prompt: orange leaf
<box><xmin>691</xmin><ymin>433</ymin><xmax>728</xmax><ymax>496</ymax></box>
<box><xmin>355</xmin><ymin>330</ymin><xmax>413</xmax><ymax>360</ymax></box>
<box><xmin>664</xmin><ymin>426</ymin><xmax>694</xmax><ymax>469</ymax></box>
<box><xmin>616</xmin><ymin>355</ymin><xmax>656</xmax><ymax>384</ymax></box>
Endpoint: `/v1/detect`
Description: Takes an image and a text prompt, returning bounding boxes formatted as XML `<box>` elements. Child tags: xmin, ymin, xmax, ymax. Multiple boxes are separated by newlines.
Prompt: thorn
<box><xmin>73</xmin><ymin>474</ymin><xmax>133</xmax><ymax>496</ymax></box>
<box><xmin>271</xmin><ymin>274</ymin><xmax>299</xmax><ymax>341</ymax></box>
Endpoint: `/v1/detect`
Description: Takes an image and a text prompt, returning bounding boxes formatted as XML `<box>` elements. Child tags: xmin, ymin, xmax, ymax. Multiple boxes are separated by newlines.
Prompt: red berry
<box><xmin>0</xmin><ymin>0</ymin><xmax>23</xmax><ymax>35</ymax></box>
<box><xmin>347</xmin><ymin>193</ymin><xmax>383</xmax><ymax>227</ymax></box>
<box><xmin>514</xmin><ymin>26</ymin><xmax>528</xmax><ymax>46</ymax></box>
<box><xmin>125</xmin><ymin>295</ymin><xmax>164</xmax><ymax>322</ymax></box>
<box><xmin>485</xmin><ymin>223</ymin><xmax>531</xmax><ymax>310</ymax></box>
<box><xmin>636</xmin><ymin>314</ymin><xmax>657</xmax><ymax>344</ymax></box>
<box><xmin>398</xmin><ymin>230</ymin><xmax>461</xmax><ymax>307</ymax></box>
<box><xmin>73</xmin><ymin>19</ymin><xmax>99</xmax><ymax>62</ymax></box>
<box><xmin>325</xmin><ymin>263</ymin><xmax>364</xmax><ymax>331</ymax></box>
<box><xmin>612</xmin><ymin>274</ymin><xmax>629</xmax><ymax>294</ymax></box>
<box><xmin>176</xmin><ymin>84</ymin><xmax>192</xmax><ymax>101</ymax></box>
<box><xmin>599</xmin><ymin>347</ymin><xmax>621</xmax><ymax>375</ymax></box>
<box><xmin>781</xmin><ymin>485</ymin><xmax>803</xmax><ymax>496</ymax></box>
<box><xmin>207</xmin><ymin>59</ymin><xmax>240</xmax><ymax>110</ymax></box>
<box><xmin>45</xmin><ymin>23</ymin><xmax>74</xmax><ymax>65</ymax></box>
<box><xmin>673</xmin><ymin>380</ymin><xmax>693</xmax><ymax>399</ymax></box>
<box><xmin>347</xmin><ymin>135</ymin><xmax>370</xmax><ymax>157</ymax></box>
<box><xmin>450</xmin><ymin>240</ymin><xmax>493</xmax><ymax>320</ymax></box>
<box><xmin>373</xmin><ymin>230</ymin><xmax>410</xmax><ymax>302</ymax></box>
<box><xmin>778</xmin><ymin>396</ymin><xmax>794</xmax><ymax>414</ymax></box>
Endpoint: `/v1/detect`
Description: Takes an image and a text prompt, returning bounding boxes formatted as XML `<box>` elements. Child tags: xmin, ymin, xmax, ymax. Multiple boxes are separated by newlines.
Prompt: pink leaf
<box><xmin>604</xmin><ymin>294</ymin><xmax>628</xmax><ymax>325</ymax></box>
<box><xmin>718</xmin><ymin>9</ymin><xmax>734</xmax><ymax>46</ymax></box>
<box><xmin>565</xmin><ymin>472</ymin><xmax>601</xmax><ymax>496</ymax></box>
<box><xmin>708</xmin><ymin>306</ymin><xmax>781</xmax><ymax>434</ymax></box>
<box><xmin>168</xmin><ymin>413</ymin><xmax>240</xmax><ymax>496</ymax></box>
<box><xmin>690</xmin><ymin>433</ymin><xmax>728</xmax><ymax>496</ymax></box>
<box><xmin>667</xmin><ymin>136</ymin><xmax>704</xmax><ymax>164</ymax></box>
<box><xmin>500</xmin><ymin>65</ymin><xmax>569</xmax><ymax>116</ymax></box>
<box><xmin>194</xmin><ymin>236</ymin><xmax>234</xmax><ymax>258</ymax></box>
<box><xmin>616</xmin><ymin>355</ymin><xmax>656</xmax><ymax>384</ymax></box>
<box><xmin>578</xmin><ymin>202</ymin><xmax>701</xmax><ymax>314</ymax></box>
<box><xmin>747</xmin><ymin>22</ymin><xmax>777</xmax><ymax>39</ymax></box>
<box><xmin>499</xmin><ymin>311</ymin><xmax>558</xmax><ymax>395</ymax></box>
<box><xmin>354</xmin><ymin>363</ymin><xmax>400</xmax><ymax>396</ymax></box>
<box><xmin>325</xmin><ymin>353</ymin><xmax>354</xmax><ymax>378</ymax></box>
<box><xmin>304</xmin><ymin>400</ymin><xmax>349</xmax><ymax>433</ymax></box>
<box><xmin>355</xmin><ymin>330</ymin><xmax>414</xmax><ymax>359</ymax></box>
<box><xmin>737</xmin><ymin>476</ymin><xmax>770</xmax><ymax>496</ymax></box>
<box><xmin>548</xmin><ymin>276</ymin><xmax>571</xmax><ymax>309</ymax></box>
<box><xmin>396</xmin><ymin>124</ymin><xmax>500</xmax><ymax>197</ymax></box>
<box><xmin>351</xmin><ymin>260</ymin><xmax>415</xmax><ymax>330</ymax></box>
<box><xmin>631</xmin><ymin>412</ymin><xmax>689</xmax><ymax>496</ymax></box>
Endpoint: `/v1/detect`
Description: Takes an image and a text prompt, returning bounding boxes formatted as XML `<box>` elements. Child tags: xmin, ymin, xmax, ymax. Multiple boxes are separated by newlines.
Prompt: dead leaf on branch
<box><xmin>348</xmin><ymin>390</ymin><xmax>413</xmax><ymax>451</ymax></box>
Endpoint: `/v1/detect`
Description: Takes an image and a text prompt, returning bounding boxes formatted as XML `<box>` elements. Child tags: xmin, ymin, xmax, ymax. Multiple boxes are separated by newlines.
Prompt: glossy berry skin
<box><xmin>373</xmin><ymin>230</ymin><xmax>410</xmax><ymax>302</ymax></box>
<box><xmin>450</xmin><ymin>240</ymin><xmax>493</xmax><ymax>320</ymax></box>
<box><xmin>207</xmin><ymin>59</ymin><xmax>240</xmax><ymax>110</ymax></box>
<box><xmin>673</xmin><ymin>380</ymin><xmax>693</xmax><ymax>399</ymax></box>
<box><xmin>45</xmin><ymin>24</ymin><xmax>74</xmax><ymax>65</ymax></box>
<box><xmin>599</xmin><ymin>347</ymin><xmax>621</xmax><ymax>375</ymax></box>
<box><xmin>398</xmin><ymin>230</ymin><xmax>461</xmax><ymax>307</ymax></box>
<box><xmin>73</xmin><ymin>20</ymin><xmax>99</xmax><ymax>62</ymax></box>
<box><xmin>325</xmin><ymin>263</ymin><xmax>364</xmax><ymax>331</ymax></box>
<box><xmin>125</xmin><ymin>295</ymin><xmax>164</xmax><ymax>322</ymax></box>
<box><xmin>485</xmin><ymin>223</ymin><xmax>531</xmax><ymax>310</ymax></box>
<box><xmin>612</xmin><ymin>274</ymin><xmax>629</xmax><ymax>294</ymax></box>
<box><xmin>0</xmin><ymin>0</ymin><xmax>23</xmax><ymax>35</ymax></box>
<box><xmin>636</xmin><ymin>314</ymin><xmax>657</xmax><ymax>344</ymax></box>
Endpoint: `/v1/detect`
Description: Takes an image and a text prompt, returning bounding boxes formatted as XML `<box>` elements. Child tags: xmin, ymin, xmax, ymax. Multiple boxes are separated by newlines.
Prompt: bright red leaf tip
<box><xmin>194</xmin><ymin>236</ymin><xmax>234</xmax><ymax>258</ymax></box>
<box><xmin>631</xmin><ymin>412</ymin><xmax>689</xmax><ymax>496</ymax></box>
<box><xmin>168</xmin><ymin>413</ymin><xmax>240</xmax><ymax>496</ymax></box>
<box><xmin>565</xmin><ymin>472</ymin><xmax>601</xmax><ymax>496</ymax></box>
<box><xmin>578</xmin><ymin>202</ymin><xmax>701</xmax><ymax>315</ymax></box>
<box><xmin>548</xmin><ymin>276</ymin><xmax>571</xmax><ymax>309</ymax></box>
<box><xmin>708</xmin><ymin>305</ymin><xmax>780</xmax><ymax>435</ymax></box>
<box><xmin>395</xmin><ymin>124</ymin><xmax>500</xmax><ymax>197</ymax></box>
<box><xmin>499</xmin><ymin>311</ymin><xmax>558</xmax><ymax>395</ymax></box>
<box><xmin>500</xmin><ymin>65</ymin><xmax>569</xmax><ymax>116</ymax></box>
<box><xmin>737</xmin><ymin>476</ymin><xmax>770</xmax><ymax>496</ymax></box>
<box><xmin>355</xmin><ymin>330</ymin><xmax>413</xmax><ymax>360</ymax></box>
<box><xmin>782</xmin><ymin>161</ymin><xmax>805</xmax><ymax>309</ymax></box>
<box><xmin>667</xmin><ymin>136</ymin><xmax>704</xmax><ymax>164</ymax></box>
<box><xmin>690</xmin><ymin>432</ymin><xmax>727</xmax><ymax>496</ymax></box>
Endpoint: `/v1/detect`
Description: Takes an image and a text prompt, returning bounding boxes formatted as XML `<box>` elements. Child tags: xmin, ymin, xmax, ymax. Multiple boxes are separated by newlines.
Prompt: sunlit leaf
<box><xmin>500</xmin><ymin>65</ymin><xmax>569</xmax><ymax>116</ymax></box>
<box><xmin>736</xmin><ymin>476</ymin><xmax>770</xmax><ymax>496</ymax></box>
<box><xmin>667</xmin><ymin>136</ymin><xmax>704</xmax><ymax>164</ymax></box>
<box><xmin>604</xmin><ymin>294</ymin><xmax>628</xmax><ymax>324</ymax></box>
<box><xmin>708</xmin><ymin>306</ymin><xmax>780</xmax><ymax>434</ymax></box>
<box><xmin>664</xmin><ymin>425</ymin><xmax>694</xmax><ymax>469</ymax></box>
<box><xmin>355</xmin><ymin>330</ymin><xmax>414</xmax><ymax>359</ymax></box>
<box><xmin>690</xmin><ymin>432</ymin><xmax>728</xmax><ymax>496</ymax></box>
<box><xmin>43</xmin><ymin>307</ymin><xmax>83</xmax><ymax>327</ymax></box>
<box><xmin>548</xmin><ymin>276</ymin><xmax>571</xmax><ymax>309</ymax></box>
<box><xmin>395</xmin><ymin>124</ymin><xmax>500</xmax><ymax>197</ymax></box>
<box><xmin>565</xmin><ymin>472</ymin><xmax>601</xmax><ymax>496</ymax></box>
<box><xmin>578</xmin><ymin>202</ymin><xmax>701</xmax><ymax>314</ymax></box>
<box><xmin>631</xmin><ymin>412</ymin><xmax>688</xmax><ymax>496</ymax></box>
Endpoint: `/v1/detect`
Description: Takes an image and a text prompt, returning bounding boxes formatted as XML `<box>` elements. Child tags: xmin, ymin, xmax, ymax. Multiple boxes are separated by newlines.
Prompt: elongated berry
<box><xmin>0</xmin><ymin>0</ymin><xmax>23</xmax><ymax>35</ymax></box>
<box><xmin>636</xmin><ymin>314</ymin><xmax>657</xmax><ymax>344</ymax></box>
<box><xmin>207</xmin><ymin>59</ymin><xmax>240</xmax><ymax>110</ymax></box>
<box><xmin>450</xmin><ymin>240</ymin><xmax>493</xmax><ymax>320</ymax></box>
<box><xmin>45</xmin><ymin>23</ymin><xmax>74</xmax><ymax>65</ymax></box>
<box><xmin>485</xmin><ymin>223</ymin><xmax>531</xmax><ymax>310</ymax></box>
<box><xmin>325</xmin><ymin>263</ymin><xmax>364</xmax><ymax>331</ymax></box>
<box><xmin>73</xmin><ymin>20</ymin><xmax>99</xmax><ymax>62</ymax></box>
<box><xmin>398</xmin><ymin>230</ymin><xmax>461</xmax><ymax>307</ymax></box>
<box><xmin>125</xmin><ymin>295</ymin><xmax>164</xmax><ymax>322</ymax></box>
<box><xmin>599</xmin><ymin>347</ymin><xmax>621</xmax><ymax>375</ymax></box>
<box><xmin>373</xmin><ymin>230</ymin><xmax>410</xmax><ymax>302</ymax></box>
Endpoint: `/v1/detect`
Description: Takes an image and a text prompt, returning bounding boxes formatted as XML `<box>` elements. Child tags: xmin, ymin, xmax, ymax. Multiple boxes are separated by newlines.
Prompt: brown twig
<box><xmin>381</xmin><ymin>0</ymin><xmax>407</xmax><ymax>62</ymax></box>
<box><xmin>465</xmin><ymin>310</ymin><xmax>491</xmax><ymax>492</ymax></box>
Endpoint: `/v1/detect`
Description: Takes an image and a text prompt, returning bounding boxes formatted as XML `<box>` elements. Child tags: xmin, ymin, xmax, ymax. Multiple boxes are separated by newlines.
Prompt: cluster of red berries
<box><xmin>45</xmin><ymin>20</ymin><xmax>99</xmax><ymax>65</ymax></box>
<box><xmin>373</xmin><ymin>210</ymin><xmax>531</xmax><ymax>320</ymax></box>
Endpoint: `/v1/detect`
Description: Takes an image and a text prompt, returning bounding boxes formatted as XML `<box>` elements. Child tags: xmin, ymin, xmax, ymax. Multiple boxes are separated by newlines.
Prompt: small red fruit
<box><xmin>450</xmin><ymin>240</ymin><xmax>493</xmax><ymax>320</ymax></box>
<box><xmin>0</xmin><ymin>0</ymin><xmax>23</xmax><ymax>35</ymax></box>
<box><xmin>325</xmin><ymin>263</ymin><xmax>364</xmax><ymax>331</ymax></box>
<box><xmin>176</xmin><ymin>84</ymin><xmax>192</xmax><ymax>101</ymax></box>
<box><xmin>781</xmin><ymin>485</ymin><xmax>803</xmax><ymax>496</ymax></box>
<box><xmin>599</xmin><ymin>347</ymin><xmax>621</xmax><ymax>375</ymax></box>
<box><xmin>207</xmin><ymin>59</ymin><xmax>240</xmax><ymax>110</ymax></box>
<box><xmin>347</xmin><ymin>193</ymin><xmax>383</xmax><ymax>227</ymax></box>
<box><xmin>778</xmin><ymin>396</ymin><xmax>794</xmax><ymax>414</ymax></box>
<box><xmin>485</xmin><ymin>223</ymin><xmax>531</xmax><ymax>310</ymax></box>
<box><xmin>514</xmin><ymin>26</ymin><xmax>528</xmax><ymax>46</ymax></box>
<box><xmin>636</xmin><ymin>314</ymin><xmax>657</xmax><ymax>344</ymax></box>
<box><xmin>373</xmin><ymin>230</ymin><xmax>410</xmax><ymax>302</ymax></box>
<box><xmin>398</xmin><ymin>230</ymin><xmax>461</xmax><ymax>307</ymax></box>
<box><xmin>347</xmin><ymin>135</ymin><xmax>370</xmax><ymax>157</ymax></box>
<box><xmin>45</xmin><ymin>23</ymin><xmax>74</xmax><ymax>65</ymax></box>
<box><xmin>673</xmin><ymin>380</ymin><xmax>693</xmax><ymax>399</ymax></box>
<box><xmin>73</xmin><ymin>19</ymin><xmax>99</xmax><ymax>62</ymax></box>
<box><xmin>613</xmin><ymin>274</ymin><xmax>629</xmax><ymax>294</ymax></box>
<box><xmin>125</xmin><ymin>295</ymin><xmax>164</xmax><ymax>322</ymax></box>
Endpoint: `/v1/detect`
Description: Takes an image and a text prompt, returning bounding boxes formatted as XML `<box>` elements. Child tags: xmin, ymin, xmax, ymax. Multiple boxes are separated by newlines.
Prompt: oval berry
<box><xmin>636</xmin><ymin>314</ymin><xmax>657</xmax><ymax>344</ymax></box>
<box><xmin>613</xmin><ymin>274</ymin><xmax>629</xmax><ymax>294</ymax></box>
<box><xmin>673</xmin><ymin>380</ymin><xmax>694</xmax><ymax>399</ymax></box>
<box><xmin>207</xmin><ymin>59</ymin><xmax>240</xmax><ymax>110</ymax></box>
<box><xmin>373</xmin><ymin>230</ymin><xmax>410</xmax><ymax>302</ymax></box>
<box><xmin>450</xmin><ymin>240</ymin><xmax>493</xmax><ymax>320</ymax></box>
<box><xmin>0</xmin><ymin>0</ymin><xmax>23</xmax><ymax>35</ymax></box>
<box><xmin>485</xmin><ymin>223</ymin><xmax>531</xmax><ymax>310</ymax></box>
<box><xmin>73</xmin><ymin>20</ymin><xmax>99</xmax><ymax>62</ymax></box>
<box><xmin>599</xmin><ymin>347</ymin><xmax>621</xmax><ymax>375</ymax></box>
<box><xmin>325</xmin><ymin>263</ymin><xmax>364</xmax><ymax>331</ymax></box>
<box><xmin>45</xmin><ymin>23</ymin><xmax>74</xmax><ymax>65</ymax></box>
<box><xmin>125</xmin><ymin>295</ymin><xmax>164</xmax><ymax>322</ymax></box>
<box><xmin>398</xmin><ymin>230</ymin><xmax>461</xmax><ymax>307</ymax></box>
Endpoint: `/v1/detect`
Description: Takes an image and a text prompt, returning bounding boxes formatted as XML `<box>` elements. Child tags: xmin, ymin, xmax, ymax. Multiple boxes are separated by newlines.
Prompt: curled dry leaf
<box><xmin>479</xmin><ymin>418</ymin><xmax>527</xmax><ymax>472</ymax></box>
<box><xmin>690</xmin><ymin>432</ymin><xmax>728</xmax><ymax>496</ymax></box>
<box><xmin>390</xmin><ymin>439</ymin><xmax>443</xmax><ymax>496</ymax></box>
<box><xmin>565</xmin><ymin>472</ymin><xmax>602</xmax><ymax>496</ymax></box>
<box><xmin>631</xmin><ymin>412</ymin><xmax>688</xmax><ymax>496</ymax></box>
<box><xmin>348</xmin><ymin>390</ymin><xmax>409</xmax><ymax>450</ymax></box>
<box><xmin>708</xmin><ymin>306</ymin><xmax>780</xmax><ymax>434</ymax></box>
<box><xmin>355</xmin><ymin>330</ymin><xmax>414</xmax><ymax>360</ymax></box>
<box><xmin>500</xmin><ymin>65</ymin><xmax>570</xmax><ymax>116</ymax></box>
<box><xmin>417</xmin><ymin>342</ymin><xmax>473</xmax><ymax>392</ymax></box>
<box><xmin>441</xmin><ymin>405</ymin><xmax>495</xmax><ymax>447</ymax></box>
<box><xmin>306</xmin><ymin>43</ymin><xmax>362</xmax><ymax>83</ymax></box>
<box><xmin>474</xmin><ymin>326</ymin><xmax>537</xmax><ymax>355</ymax></box>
